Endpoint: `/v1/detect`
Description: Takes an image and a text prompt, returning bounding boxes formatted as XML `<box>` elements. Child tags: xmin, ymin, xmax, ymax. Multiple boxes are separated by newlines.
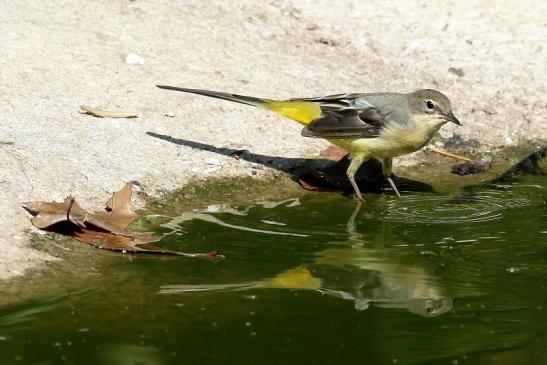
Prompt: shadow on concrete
<box><xmin>147</xmin><ymin>131</ymin><xmax>434</xmax><ymax>194</ymax></box>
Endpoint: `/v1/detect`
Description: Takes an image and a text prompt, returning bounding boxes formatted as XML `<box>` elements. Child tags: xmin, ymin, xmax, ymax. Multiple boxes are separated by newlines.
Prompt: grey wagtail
<box><xmin>156</xmin><ymin>85</ymin><xmax>461</xmax><ymax>201</ymax></box>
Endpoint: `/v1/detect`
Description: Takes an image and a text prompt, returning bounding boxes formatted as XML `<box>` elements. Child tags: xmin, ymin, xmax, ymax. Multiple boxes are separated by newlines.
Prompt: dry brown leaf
<box><xmin>104</xmin><ymin>181</ymin><xmax>138</xmax><ymax>230</ymax></box>
<box><xmin>73</xmin><ymin>229</ymin><xmax>150</xmax><ymax>250</ymax></box>
<box><xmin>83</xmin><ymin>182</ymin><xmax>137</xmax><ymax>235</ymax></box>
<box><xmin>80</xmin><ymin>105</ymin><xmax>138</xmax><ymax>118</ymax></box>
<box><xmin>23</xmin><ymin>183</ymin><xmax>219</xmax><ymax>257</ymax></box>
<box><xmin>72</xmin><ymin>228</ymin><xmax>219</xmax><ymax>257</ymax></box>
<box><xmin>23</xmin><ymin>196</ymin><xmax>88</xmax><ymax>229</ymax></box>
<box><xmin>23</xmin><ymin>183</ymin><xmax>137</xmax><ymax>234</ymax></box>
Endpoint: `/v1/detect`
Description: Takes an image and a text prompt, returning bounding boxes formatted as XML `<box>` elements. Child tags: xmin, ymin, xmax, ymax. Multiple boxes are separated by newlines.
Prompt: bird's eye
<box><xmin>426</xmin><ymin>100</ymin><xmax>435</xmax><ymax>110</ymax></box>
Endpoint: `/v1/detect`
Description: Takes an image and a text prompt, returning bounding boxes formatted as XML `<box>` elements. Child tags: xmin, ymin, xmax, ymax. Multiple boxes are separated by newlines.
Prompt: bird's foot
<box><xmin>387</xmin><ymin>177</ymin><xmax>401</xmax><ymax>199</ymax></box>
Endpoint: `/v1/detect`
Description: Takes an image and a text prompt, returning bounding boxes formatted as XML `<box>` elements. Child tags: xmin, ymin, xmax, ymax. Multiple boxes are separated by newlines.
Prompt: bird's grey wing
<box><xmin>302</xmin><ymin>103</ymin><xmax>390</xmax><ymax>139</ymax></box>
<box><xmin>289</xmin><ymin>93</ymin><xmax>367</xmax><ymax>103</ymax></box>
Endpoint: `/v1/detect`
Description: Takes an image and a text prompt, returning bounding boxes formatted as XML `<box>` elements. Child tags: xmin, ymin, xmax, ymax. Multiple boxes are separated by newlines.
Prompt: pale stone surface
<box><xmin>0</xmin><ymin>0</ymin><xmax>546</xmax><ymax>280</ymax></box>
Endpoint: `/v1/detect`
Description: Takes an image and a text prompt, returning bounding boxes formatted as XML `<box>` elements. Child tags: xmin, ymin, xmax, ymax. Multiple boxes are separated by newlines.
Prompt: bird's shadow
<box><xmin>146</xmin><ymin>131</ymin><xmax>433</xmax><ymax>194</ymax></box>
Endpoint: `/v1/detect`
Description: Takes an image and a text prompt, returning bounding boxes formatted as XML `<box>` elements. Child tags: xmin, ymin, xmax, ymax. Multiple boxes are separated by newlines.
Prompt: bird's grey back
<box><xmin>290</xmin><ymin>92</ymin><xmax>413</xmax><ymax>126</ymax></box>
<box><xmin>356</xmin><ymin>93</ymin><xmax>412</xmax><ymax>126</ymax></box>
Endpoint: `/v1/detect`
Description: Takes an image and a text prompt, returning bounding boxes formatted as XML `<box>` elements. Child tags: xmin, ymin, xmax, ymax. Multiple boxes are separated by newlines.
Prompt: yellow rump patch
<box><xmin>266</xmin><ymin>267</ymin><xmax>322</xmax><ymax>289</ymax></box>
<box><xmin>264</xmin><ymin>101</ymin><xmax>321</xmax><ymax>126</ymax></box>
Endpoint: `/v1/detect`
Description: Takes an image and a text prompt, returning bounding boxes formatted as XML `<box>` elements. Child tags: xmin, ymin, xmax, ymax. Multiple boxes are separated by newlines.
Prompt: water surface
<box><xmin>1</xmin><ymin>176</ymin><xmax>547</xmax><ymax>364</ymax></box>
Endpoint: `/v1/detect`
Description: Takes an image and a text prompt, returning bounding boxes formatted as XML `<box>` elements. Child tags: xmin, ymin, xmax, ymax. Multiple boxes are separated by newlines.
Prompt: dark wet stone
<box><xmin>298</xmin><ymin>155</ymin><xmax>433</xmax><ymax>194</ymax></box>
<box><xmin>500</xmin><ymin>147</ymin><xmax>547</xmax><ymax>178</ymax></box>
<box><xmin>451</xmin><ymin>155</ymin><xmax>493</xmax><ymax>176</ymax></box>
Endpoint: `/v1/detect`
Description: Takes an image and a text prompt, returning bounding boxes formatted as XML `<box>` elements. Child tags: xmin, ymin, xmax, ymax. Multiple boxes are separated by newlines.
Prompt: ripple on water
<box><xmin>381</xmin><ymin>192</ymin><xmax>532</xmax><ymax>225</ymax></box>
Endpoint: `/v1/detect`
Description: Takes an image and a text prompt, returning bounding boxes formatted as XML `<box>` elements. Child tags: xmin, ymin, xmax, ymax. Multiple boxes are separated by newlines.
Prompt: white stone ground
<box><xmin>1</xmin><ymin>0</ymin><xmax>546</xmax><ymax>280</ymax></box>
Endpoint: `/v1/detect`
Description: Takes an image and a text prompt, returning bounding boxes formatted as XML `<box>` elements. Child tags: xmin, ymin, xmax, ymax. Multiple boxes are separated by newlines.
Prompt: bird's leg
<box><xmin>346</xmin><ymin>154</ymin><xmax>366</xmax><ymax>202</ymax></box>
<box><xmin>346</xmin><ymin>203</ymin><xmax>364</xmax><ymax>247</ymax></box>
<box><xmin>382</xmin><ymin>158</ymin><xmax>401</xmax><ymax>198</ymax></box>
<box><xmin>346</xmin><ymin>202</ymin><xmax>361</xmax><ymax>233</ymax></box>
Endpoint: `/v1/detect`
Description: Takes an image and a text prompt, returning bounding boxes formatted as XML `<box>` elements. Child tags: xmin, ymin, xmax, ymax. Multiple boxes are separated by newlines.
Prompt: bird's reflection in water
<box><xmin>313</xmin><ymin>260</ymin><xmax>452</xmax><ymax>317</ymax></box>
<box><xmin>159</xmin><ymin>202</ymin><xmax>453</xmax><ymax>317</ymax></box>
<box><xmin>312</xmin><ymin>204</ymin><xmax>452</xmax><ymax>317</ymax></box>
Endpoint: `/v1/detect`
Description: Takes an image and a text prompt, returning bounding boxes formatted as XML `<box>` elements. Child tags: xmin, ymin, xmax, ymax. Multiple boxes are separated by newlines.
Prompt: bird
<box><xmin>156</xmin><ymin>85</ymin><xmax>461</xmax><ymax>202</ymax></box>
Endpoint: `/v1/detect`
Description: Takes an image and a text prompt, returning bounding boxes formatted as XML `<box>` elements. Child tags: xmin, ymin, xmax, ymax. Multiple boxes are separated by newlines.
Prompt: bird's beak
<box><xmin>446</xmin><ymin>111</ymin><xmax>462</xmax><ymax>126</ymax></box>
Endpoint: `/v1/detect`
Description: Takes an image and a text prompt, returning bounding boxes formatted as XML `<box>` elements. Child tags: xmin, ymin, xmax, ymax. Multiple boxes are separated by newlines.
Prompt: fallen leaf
<box><xmin>72</xmin><ymin>228</ymin><xmax>154</xmax><ymax>251</ymax></box>
<box><xmin>72</xmin><ymin>228</ymin><xmax>220</xmax><ymax>257</ymax></box>
<box><xmin>80</xmin><ymin>105</ymin><xmax>138</xmax><ymax>118</ymax></box>
<box><xmin>23</xmin><ymin>183</ymin><xmax>218</xmax><ymax>257</ymax></box>
<box><xmin>23</xmin><ymin>196</ymin><xmax>88</xmax><ymax>229</ymax></box>
<box><xmin>84</xmin><ymin>182</ymin><xmax>138</xmax><ymax>235</ymax></box>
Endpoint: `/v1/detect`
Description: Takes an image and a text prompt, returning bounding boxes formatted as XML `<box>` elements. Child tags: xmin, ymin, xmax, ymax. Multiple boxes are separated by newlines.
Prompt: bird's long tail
<box><xmin>156</xmin><ymin>85</ymin><xmax>321</xmax><ymax>126</ymax></box>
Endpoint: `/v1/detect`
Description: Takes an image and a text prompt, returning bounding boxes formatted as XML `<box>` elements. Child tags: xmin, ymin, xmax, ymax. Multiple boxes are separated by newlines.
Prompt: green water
<box><xmin>1</xmin><ymin>176</ymin><xmax>547</xmax><ymax>365</ymax></box>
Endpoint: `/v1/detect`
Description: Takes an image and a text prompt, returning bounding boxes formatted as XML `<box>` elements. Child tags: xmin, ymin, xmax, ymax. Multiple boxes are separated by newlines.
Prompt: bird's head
<box><xmin>408</xmin><ymin>89</ymin><xmax>461</xmax><ymax>127</ymax></box>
